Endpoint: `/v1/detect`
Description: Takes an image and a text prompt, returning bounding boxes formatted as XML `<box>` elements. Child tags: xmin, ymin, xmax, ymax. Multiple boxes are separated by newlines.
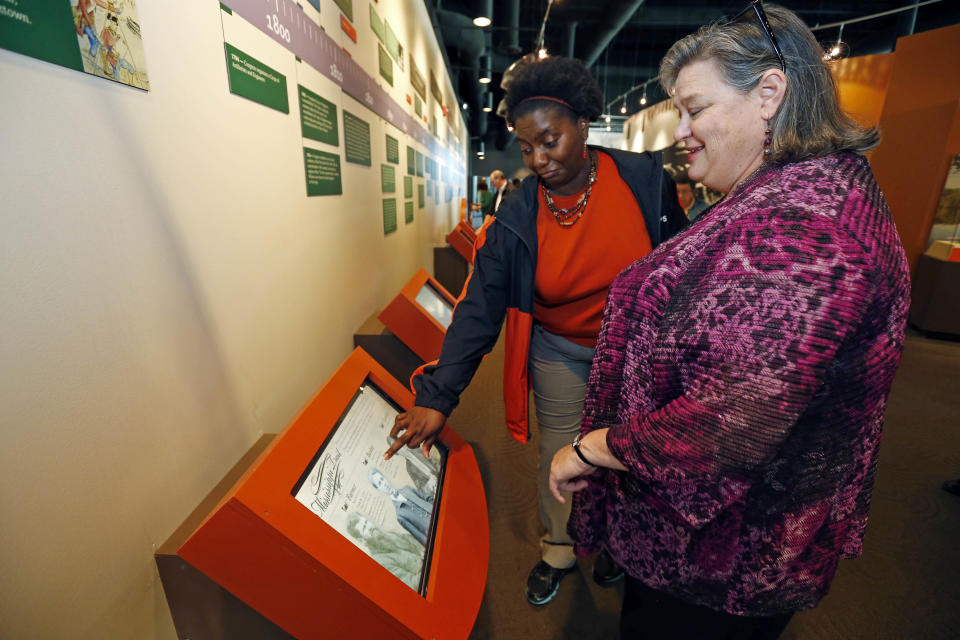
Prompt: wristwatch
<box><xmin>571</xmin><ymin>432</ymin><xmax>597</xmax><ymax>467</ymax></box>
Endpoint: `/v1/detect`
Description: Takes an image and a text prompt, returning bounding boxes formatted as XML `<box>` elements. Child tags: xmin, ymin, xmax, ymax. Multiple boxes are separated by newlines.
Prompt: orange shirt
<box><xmin>534</xmin><ymin>151</ymin><xmax>652</xmax><ymax>347</ymax></box>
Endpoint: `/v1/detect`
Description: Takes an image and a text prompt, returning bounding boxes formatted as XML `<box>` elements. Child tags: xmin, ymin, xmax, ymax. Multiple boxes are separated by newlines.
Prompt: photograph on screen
<box><xmin>414</xmin><ymin>282</ymin><xmax>454</xmax><ymax>329</ymax></box>
<box><xmin>292</xmin><ymin>382</ymin><xmax>446</xmax><ymax>594</ymax></box>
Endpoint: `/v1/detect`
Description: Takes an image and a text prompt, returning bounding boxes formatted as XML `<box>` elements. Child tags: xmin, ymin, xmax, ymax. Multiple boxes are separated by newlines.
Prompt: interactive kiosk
<box><xmin>445</xmin><ymin>220</ymin><xmax>477</xmax><ymax>265</ymax></box>
<box><xmin>156</xmin><ymin>348</ymin><xmax>488</xmax><ymax>639</ymax></box>
<box><xmin>378</xmin><ymin>269</ymin><xmax>457</xmax><ymax>363</ymax></box>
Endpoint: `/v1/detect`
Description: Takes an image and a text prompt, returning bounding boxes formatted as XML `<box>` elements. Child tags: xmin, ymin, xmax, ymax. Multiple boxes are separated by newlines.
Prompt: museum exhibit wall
<box><xmin>0</xmin><ymin>1</ymin><xmax>465</xmax><ymax>638</ymax></box>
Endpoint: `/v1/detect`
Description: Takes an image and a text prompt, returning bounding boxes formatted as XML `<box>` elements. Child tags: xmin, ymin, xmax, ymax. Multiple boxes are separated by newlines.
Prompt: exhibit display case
<box><xmin>157</xmin><ymin>348</ymin><xmax>488</xmax><ymax>639</ymax></box>
<box><xmin>378</xmin><ymin>268</ymin><xmax>457</xmax><ymax>362</ymax></box>
<box><xmin>445</xmin><ymin>220</ymin><xmax>477</xmax><ymax>264</ymax></box>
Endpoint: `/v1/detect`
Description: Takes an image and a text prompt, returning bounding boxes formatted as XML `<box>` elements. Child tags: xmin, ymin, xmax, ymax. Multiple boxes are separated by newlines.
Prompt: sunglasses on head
<box><xmin>732</xmin><ymin>0</ymin><xmax>786</xmax><ymax>72</ymax></box>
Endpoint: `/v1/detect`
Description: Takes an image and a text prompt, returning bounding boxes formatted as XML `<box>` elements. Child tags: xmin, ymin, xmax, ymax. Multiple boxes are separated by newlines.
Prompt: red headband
<box><xmin>516</xmin><ymin>95</ymin><xmax>574</xmax><ymax>110</ymax></box>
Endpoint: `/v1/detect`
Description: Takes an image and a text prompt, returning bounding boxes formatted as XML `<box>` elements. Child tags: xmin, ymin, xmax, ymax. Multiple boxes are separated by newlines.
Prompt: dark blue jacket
<box><xmin>413</xmin><ymin>147</ymin><xmax>687</xmax><ymax>442</ymax></box>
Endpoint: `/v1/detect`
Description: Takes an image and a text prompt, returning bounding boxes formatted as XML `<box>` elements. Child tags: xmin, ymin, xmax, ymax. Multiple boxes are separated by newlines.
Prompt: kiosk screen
<box><xmin>415</xmin><ymin>282</ymin><xmax>454</xmax><ymax>329</ymax></box>
<box><xmin>293</xmin><ymin>382</ymin><xmax>446</xmax><ymax>594</ymax></box>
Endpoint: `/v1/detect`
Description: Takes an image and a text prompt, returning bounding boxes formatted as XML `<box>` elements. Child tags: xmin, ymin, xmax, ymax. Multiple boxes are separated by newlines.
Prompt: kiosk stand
<box><xmin>445</xmin><ymin>221</ymin><xmax>477</xmax><ymax>265</ymax></box>
<box><xmin>156</xmin><ymin>348</ymin><xmax>488</xmax><ymax>639</ymax></box>
<box><xmin>378</xmin><ymin>269</ymin><xmax>457</xmax><ymax>364</ymax></box>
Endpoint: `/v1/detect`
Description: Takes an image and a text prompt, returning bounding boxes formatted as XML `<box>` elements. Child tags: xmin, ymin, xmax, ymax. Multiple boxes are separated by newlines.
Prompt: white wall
<box><xmin>0</xmin><ymin>1</ymin><xmax>463</xmax><ymax>637</ymax></box>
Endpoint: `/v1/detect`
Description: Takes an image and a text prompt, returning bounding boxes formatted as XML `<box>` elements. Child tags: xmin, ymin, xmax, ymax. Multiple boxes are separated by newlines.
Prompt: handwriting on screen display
<box><xmin>310</xmin><ymin>451</ymin><xmax>344</xmax><ymax>514</ymax></box>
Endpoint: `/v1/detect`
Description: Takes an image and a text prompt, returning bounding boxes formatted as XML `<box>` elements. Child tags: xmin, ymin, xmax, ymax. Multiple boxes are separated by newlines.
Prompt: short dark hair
<box><xmin>505</xmin><ymin>56</ymin><xmax>603</xmax><ymax>124</ymax></box>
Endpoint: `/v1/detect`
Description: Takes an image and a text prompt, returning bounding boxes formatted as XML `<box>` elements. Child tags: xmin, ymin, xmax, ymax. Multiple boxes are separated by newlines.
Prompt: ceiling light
<box><xmin>606</xmin><ymin>125</ymin><xmax>611</xmax><ymax>132</ymax></box>
<box><xmin>538</xmin><ymin>48</ymin><xmax>548</xmax><ymax>59</ymax></box>
<box><xmin>604</xmin><ymin>115</ymin><xmax>611</xmax><ymax>123</ymax></box>
<box><xmin>639</xmin><ymin>96</ymin><xmax>647</xmax><ymax>105</ymax></box>
<box><xmin>473</xmin><ymin>16</ymin><xmax>491</xmax><ymax>28</ymax></box>
<box><xmin>620</xmin><ymin>103</ymin><xmax>627</xmax><ymax>114</ymax></box>
<box><xmin>479</xmin><ymin>54</ymin><xmax>492</xmax><ymax>84</ymax></box>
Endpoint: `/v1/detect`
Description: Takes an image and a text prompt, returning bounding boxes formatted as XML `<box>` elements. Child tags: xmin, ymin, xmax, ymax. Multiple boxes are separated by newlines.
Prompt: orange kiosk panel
<box><xmin>378</xmin><ymin>269</ymin><xmax>457</xmax><ymax>363</ymax></box>
<box><xmin>445</xmin><ymin>221</ymin><xmax>477</xmax><ymax>264</ymax></box>
<box><xmin>175</xmin><ymin>348</ymin><xmax>489</xmax><ymax>639</ymax></box>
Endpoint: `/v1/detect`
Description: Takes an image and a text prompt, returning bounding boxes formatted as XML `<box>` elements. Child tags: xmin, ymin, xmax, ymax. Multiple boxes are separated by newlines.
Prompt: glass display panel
<box><xmin>415</xmin><ymin>282</ymin><xmax>454</xmax><ymax>329</ymax></box>
<box><xmin>293</xmin><ymin>382</ymin><xmax>447</xmax><ymax>595</ymax></box>
<box><xmin>926</xmin><ymin>153</ymin><xmax>960</xmax><ymax>255</ymax></box>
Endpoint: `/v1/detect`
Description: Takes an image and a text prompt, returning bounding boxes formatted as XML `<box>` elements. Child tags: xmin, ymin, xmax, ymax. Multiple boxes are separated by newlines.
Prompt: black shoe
<box><xmin>592</xmin><ymin>547</ymin><xmax>624</xmax><ymax>585</ymax></box>
<box><xmin>526</xmin><ymin>560</ymin><xmax>575</xmax><ymax>605</ymax></box>
<box><xmin>943</xmin><ymin>479</ymin><xmax>960</xmax><ymax>496</ymax></box>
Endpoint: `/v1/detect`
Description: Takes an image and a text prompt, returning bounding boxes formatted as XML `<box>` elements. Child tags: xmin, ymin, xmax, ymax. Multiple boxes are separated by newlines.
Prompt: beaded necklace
<box><xmin>540</xmin><ymin>151</ymin><xmax>598</xmax><ymax>227</ymax></box>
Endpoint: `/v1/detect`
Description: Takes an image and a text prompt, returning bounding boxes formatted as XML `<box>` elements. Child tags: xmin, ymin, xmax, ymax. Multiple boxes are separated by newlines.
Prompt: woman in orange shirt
<box><xmin>385</xmin><ymin>56</ymin><xmax>687</xmax><ymax>605</ymax></box>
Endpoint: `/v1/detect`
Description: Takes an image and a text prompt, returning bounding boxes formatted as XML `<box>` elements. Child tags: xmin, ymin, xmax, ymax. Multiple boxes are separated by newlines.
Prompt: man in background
<box><xmin>676</xmin><ymin>177</ymin><xmax>709</xmax><ymax>222</ymax></box>
<box><xmin>490</xmin><ymin>169</ymin><xmax>514</xmax><ymax>212</ymax></box>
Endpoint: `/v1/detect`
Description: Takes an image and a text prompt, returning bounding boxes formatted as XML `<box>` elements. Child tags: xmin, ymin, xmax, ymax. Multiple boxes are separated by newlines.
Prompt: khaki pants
<box><xmin>529</xmin><ymin>325</ymin><xmax>595</xmax><ymax>569</ymax></box>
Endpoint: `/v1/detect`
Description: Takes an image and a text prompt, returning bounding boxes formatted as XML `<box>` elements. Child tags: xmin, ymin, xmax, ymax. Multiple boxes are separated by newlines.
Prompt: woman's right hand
<box><xmin>384</xmin><ymin>406</ymin><xmax>447</xmax><ymax>460</ymax></box>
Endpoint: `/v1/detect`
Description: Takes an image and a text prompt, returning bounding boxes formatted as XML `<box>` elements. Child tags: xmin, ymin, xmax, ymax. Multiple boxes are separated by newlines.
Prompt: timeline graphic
<box><xmin>222</xmin><ymin>0</ymin><xmax>461</xmax><ymax>167</ymax></box>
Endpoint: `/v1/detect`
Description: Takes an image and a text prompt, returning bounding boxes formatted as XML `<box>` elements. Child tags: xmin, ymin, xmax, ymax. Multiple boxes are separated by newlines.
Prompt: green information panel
<box><xmin>407</xmin><ymin>146</ymin><xmax>416</xmax><ymax>176</ymax></box>
<box><xmin>0</xmin><ymin>0</ymin><xmax>81</xmax><ymax>70</ymax></box>
<box><xmin>404</xmin><ymin>200</ymin><xmax>414</xmax><ymax>224</ymax></box>
<box><xmin>225</xmin><ymin>43</ymin><xmax>288</xmax><ymax>113</ymax></box>
<box><xmin>435</xmin><ymin>184</ymin><xmax>440</xmax><ymax>205</ymax></box>
<box><xmin>333</xmin><ymin>0</ymin><xmax>353</xmax><ymax>22</ymax></box>
<box><xmin>382</xmin><ymin>198</ymin><xmax>398</xmax><ymax>235</ymax></box>
<box><xmin>369</xmin><ymin>4</ymin><xmax>385</xmax><ymax>43</ymax></box>
<box><xmin>427</xmin><ymin>181</ymin><xmax>432</xmax><ymax>196</ymax></box>
<box><xmin>418</xmin><ymin>183</ymin><xmax>425</xmax><ymax>209</ymax></box>
<box><xmin>403</xmin><ymin>175</ymin><xmax>413</xmax><ymax>199</ymax></box>
<box><xmin>384</xmin><ymin>21</ymin><xmax>400</xmax><ymax>63</ymax></box>
<box><xmin>299</xmin><ymin>85</ymin><xmax>338</xmax><ymax>145</ymax></box>
<box><xmin>416</xmin><ymin>151</ymin><xmax>424</xmax><ymax>177</ymax></box>
<box><xmin>304</xmin><ymin>147</ymin><xmax>343</xmax><ymax>196</ymax></box>
<box><xmin>381</xmin><ymin>164</ymin><xmax>396</xmax><ymax>193</ymax></box>
<box><xmin>378</xmin><ymin>43</ymin><xmax>393</xmax><ymax>86</ymax></box>
<box><xmin>414</xmin><ymin>95</ymin><xmax>423</xmax><ymax>118</ymax></box>
<box><xmin>385</xmin><ymin>134</ymin><xmax>400</xmax><ymax>164</ymax></box>
<box><xmin>343</xmin><ymin>110</ymin><xmax>372</xmax><ymax>166</ymax></box>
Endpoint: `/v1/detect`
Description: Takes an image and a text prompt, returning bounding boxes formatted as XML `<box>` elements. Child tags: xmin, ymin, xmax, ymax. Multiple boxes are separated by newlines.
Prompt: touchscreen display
<box><xmin>293</xmin><ymin>382</ymin><xmax>446</xmax><ymax>594</ymax></box>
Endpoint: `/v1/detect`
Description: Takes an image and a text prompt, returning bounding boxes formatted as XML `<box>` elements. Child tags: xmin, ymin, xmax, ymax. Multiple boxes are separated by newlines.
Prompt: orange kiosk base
<box><xmin>445</xmin><ymin>221</ymin><xmax>477</xmax><ymax>265</ymax></box>
<box><xmin>353</xmin><ymin>312</ymin><xmax>425</xmax><ymax>387</ymax></box>
<box><xmin>156</xmin><ymin>348</ymin><xmax>489</xmax><ymax>639</ymax></box>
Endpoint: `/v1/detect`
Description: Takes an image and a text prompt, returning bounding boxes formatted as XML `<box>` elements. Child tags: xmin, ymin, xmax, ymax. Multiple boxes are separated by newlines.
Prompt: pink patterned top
<box><xmin>569</xmin><ymin>152</ymin><xmax>910</xmax><ymax>616</ymax></box>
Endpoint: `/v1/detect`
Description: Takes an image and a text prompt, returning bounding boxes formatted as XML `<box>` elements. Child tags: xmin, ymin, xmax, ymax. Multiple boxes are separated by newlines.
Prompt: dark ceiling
<box><xmin>427</xmin><ymin>0</ymin><xmax>960</xmax><ymax>151</ymax></box>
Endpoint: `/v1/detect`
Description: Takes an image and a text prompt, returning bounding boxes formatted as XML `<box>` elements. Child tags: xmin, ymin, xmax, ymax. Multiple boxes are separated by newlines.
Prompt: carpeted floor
<box><xmin>455</xmin><ymin>329</ymin><xmax>960</xmax><ymax>639</ymax></box>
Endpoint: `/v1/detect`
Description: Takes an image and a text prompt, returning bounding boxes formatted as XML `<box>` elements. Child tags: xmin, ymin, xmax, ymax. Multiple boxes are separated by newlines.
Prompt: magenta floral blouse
<box><xmin>569</xmin><ymin>152</ymin><xmax>910</xmax><ymax>616</ymax></box>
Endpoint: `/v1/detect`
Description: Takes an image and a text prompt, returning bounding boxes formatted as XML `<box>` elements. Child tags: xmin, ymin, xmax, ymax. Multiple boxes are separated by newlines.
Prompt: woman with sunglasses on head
<box><xmin>384</xmin><ymin>55</ymin><xmax>687</xmax><ymax>606</ymax></box>
<box><xmin>550</xmin><ymin>3</ymin><xmax>909</xmax><ymax>638</ymax></box>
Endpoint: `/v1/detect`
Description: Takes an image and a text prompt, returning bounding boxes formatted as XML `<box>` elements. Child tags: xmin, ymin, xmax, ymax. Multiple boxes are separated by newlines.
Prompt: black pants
<box><xmin>621</xmin><ymin>577</ymin><xmax>794</xmax><ymax>640</ymax></box>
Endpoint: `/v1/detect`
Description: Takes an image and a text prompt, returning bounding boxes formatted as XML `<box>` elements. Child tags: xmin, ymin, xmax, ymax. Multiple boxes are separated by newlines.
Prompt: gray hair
<box><xmin>659</xmin><ymin>3</ymin><xmax>878</xmax><ymax>163</ymax></box>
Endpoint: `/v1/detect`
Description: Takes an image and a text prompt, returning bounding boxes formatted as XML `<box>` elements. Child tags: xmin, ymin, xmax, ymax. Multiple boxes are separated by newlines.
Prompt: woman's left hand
<box><xmin>549</xmin><ymin>445</ymin><xmax>598</xmax><ymax>503</ymax></box>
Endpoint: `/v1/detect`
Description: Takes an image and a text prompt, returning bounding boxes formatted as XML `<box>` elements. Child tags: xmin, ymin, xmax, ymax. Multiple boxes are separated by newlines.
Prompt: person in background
<box><xmin>676</xmin><ymin>176</ymin><xmax>709</xmax><ymax>221</ymax></box>
<box><xmin>513</xmin><ymin>177</ymin><xmax>523</xmax><ymax>190</ymax></box>
<box><xmin>477</xmin><ymin>178</ymin><xmax>494</xmax><ymax>225</ymax></box>
<box><xmin>385</xmin><ymin>55</ymin><xmax>686</xmax><ymax>606</ymax></box>
<box><xmin>550</xmin><ymin>3</ymin><xmax>909</xmax><ymax>637</ymax></box>
<box><xmin>490</xmin><ymin>169</ymin><xmax>514</xmax><ymax>212</ymax></box>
